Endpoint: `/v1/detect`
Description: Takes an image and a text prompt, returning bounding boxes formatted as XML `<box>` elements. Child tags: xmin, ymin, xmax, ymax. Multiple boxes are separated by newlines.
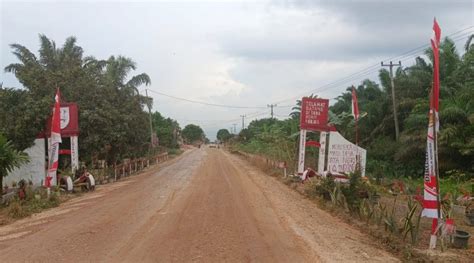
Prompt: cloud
<box><xmin>219</xmin><ymin>0</ymin><xmax>473</xmax><ymax>62</ymax></box>
<box><xmin>1</xmin><ymin>0</ymin><xmax>472</xmax><ymax>140</ymax></box>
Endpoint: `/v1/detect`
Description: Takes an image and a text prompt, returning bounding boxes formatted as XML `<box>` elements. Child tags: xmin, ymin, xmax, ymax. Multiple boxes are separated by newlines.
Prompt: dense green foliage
<box><xmin>331</xmin><ymin>37</ymin><xmax>474</xmax><ymax>176</ymax></box>
<box><xmin>151</xmin><ymin>112</ymin><xmax>180</xmax><ymax>149</ymax></box>
<box><xmin>0</xmin><ymin>134</ymin><xmax>29</xmax><ymax>191</ymax></box>
<box><xmin>0</xmin><ymin>87</ymin><xmax>50</xmax><ymax>151</ymax></box>
<box><xmin>216</xmin><ymin>129</ymin><xmax>232</xmax><ymax>142</ymax></box>
<box><xmin>2</xmin><ymin>35</ymin><xmax>178</xmax><ymax>164</ymax></box>
<box><xmin>181</xmin><ymin>124</ymin><xmax>205</xmax><ymax>144</ymax></box>
<box><xmin>231</xmin><ymin>36</ymin><xmax>474</xmax><ymax>179</ymax></box>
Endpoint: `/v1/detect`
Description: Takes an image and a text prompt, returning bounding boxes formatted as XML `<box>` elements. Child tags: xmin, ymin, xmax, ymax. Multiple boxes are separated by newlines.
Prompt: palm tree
<box><xmin>103</xmin><ymin>56</ymin><xmax>150</xmax><ymax>93</ymax></box>
<box><xmin>0</xmin><ymin>134</ymin><xmax>29</xmax><ymax>192</ymax></box>
<box><xmin>289</xmin><ymin>94</ymin><xmax>318</xmax><ymax>119</ymax></box>
<box><xmin>5</xmin><ymin>34</ymin><xmax>86</xmax><ymax>99</ymax></box>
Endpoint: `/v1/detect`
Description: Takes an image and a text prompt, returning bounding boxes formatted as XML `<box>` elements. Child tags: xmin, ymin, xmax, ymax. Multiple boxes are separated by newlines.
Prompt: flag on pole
<box><xmin>421</xmin><ymin>102</ymin><xmax>439</xmax><ymax>218</ymax></box>
<box><xmin>422</xmin><ymin>18</ymin><xmax>441</xmax><ymax>219</ymax></box>
<box><xmin>351</xmin><ymin>86</ymin><xmax>359</xmax><ymax>120</ymax></box>
<box><xmin>423</xmin><ymin>19</ymin><xmax>442</xmax><ymax>249</ymax></box>
<box><xmin>431</xmin><ymin>18</ymin><xmax>441</xmax><ymax>112</ymax></box>
<box><xmin>46</xmin><ymin>88</ymin><xmax>62</xmax><ymax>187</ymax></box>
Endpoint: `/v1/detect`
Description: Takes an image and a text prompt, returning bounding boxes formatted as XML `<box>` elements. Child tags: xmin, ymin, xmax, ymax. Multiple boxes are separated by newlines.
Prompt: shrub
<box><xmin>307</xmin><ymin>176</ymin><xmax>336</xmax><ymax>200</ymax></box>
<box><xmin>7</xmin><ymin>200</ymin><xmax>29</xmax><ymax>218</ymax></box>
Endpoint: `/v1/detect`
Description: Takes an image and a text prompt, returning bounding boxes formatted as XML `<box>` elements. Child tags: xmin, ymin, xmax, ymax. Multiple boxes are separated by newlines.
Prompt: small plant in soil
<box><xmin>383</xmin><ymin>195</ymin><xmax>399</xmax><ymax>235</ymax></box>
<box><xmin>401</xmin><ymin>196</ymin><xmax>422</xmax><ymax>245</ymax></box>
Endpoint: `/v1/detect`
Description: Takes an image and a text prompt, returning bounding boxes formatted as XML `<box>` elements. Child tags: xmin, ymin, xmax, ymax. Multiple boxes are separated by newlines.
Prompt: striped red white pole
<box><xmin>46</xmin><ymin>88</ymin><xmax>62</xmax><ymax>197</ymax></box>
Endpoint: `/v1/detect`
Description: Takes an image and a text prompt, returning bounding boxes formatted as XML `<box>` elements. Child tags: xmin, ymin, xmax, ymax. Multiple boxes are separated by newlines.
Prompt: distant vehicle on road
<box><xmin>208</xmin><ymin>143</ymin><xmax>217</xmax><ymax>148</ymax></box>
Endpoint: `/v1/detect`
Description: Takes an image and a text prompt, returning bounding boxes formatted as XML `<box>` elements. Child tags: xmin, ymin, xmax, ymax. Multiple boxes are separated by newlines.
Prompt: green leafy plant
<box><xmin>0</xmin><ymin>134</ymin><xmax>29</xmax><ymax>191</ymax></box>
<box><xmin>384</xmin><ymin>195</ymin><xmax>399</xmax><ymax>234</ymax></box>
<box><xmin>374</xmin><ymin>202</ymin><xmax>387</xmax><ymax>225</ymax></box>
<box><xmin>401</xmin><ymin>196</ymin><xmax>422</xmax><ymax>245</ymax></box>
<box><xmin>313</xmin><ymin>176</ymin><xmax>336</xmax><ymax>200</ymax></box>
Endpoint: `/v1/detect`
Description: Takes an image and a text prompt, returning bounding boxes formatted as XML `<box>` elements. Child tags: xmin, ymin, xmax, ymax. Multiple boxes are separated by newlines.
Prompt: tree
<box><xmin>232</xmin><ymin>36</ymin><xmax>474</xmax><ymax>177</ymax></box>
<box><xmin>151</xmin><ymin>112</ymin><xmax>180</xmax><ymax>148</ymax></box>
<box><xmin>0</xmin><ymin>87</ymin><xmax>50</xmax><ymax>151</ymax></box>
<box><xmin>4</xmin><ymin>35</ymin><xmax>153</xmax><ymax>164</ymax></box>
<box><xmin>181</xmin><ymin>124</ymin><xmax>205</xmax><ymax>144</ymax></box>
<box><xmin>0</xmin><ymin>134</ymin><xmax>29</xmax><ymax>190</ymax></box>
<box><xmin>289</xmin><ymin>94</ymin><xmax>317</xmax><ymax>119</ymax></box>
<box><xmin>216</xmin><ymin>129</ymin><xmax>232</xmax><ymax>142</ymax></box>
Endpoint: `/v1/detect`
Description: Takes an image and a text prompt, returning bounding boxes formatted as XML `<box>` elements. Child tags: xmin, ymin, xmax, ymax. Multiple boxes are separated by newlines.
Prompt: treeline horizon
<box><xmin>222</xmin><ymin>35</ymin><xmax>474</xmax><ymax>178</ymax></box>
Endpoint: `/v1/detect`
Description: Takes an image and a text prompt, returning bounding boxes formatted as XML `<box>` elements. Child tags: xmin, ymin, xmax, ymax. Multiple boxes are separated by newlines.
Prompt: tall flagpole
<box><xmin>47</xmin><ymin>88</ymin><xmax>62</xmax><ymax>198</ymax></box>
<box><xmin>432</xmin><ymin>88</ymin><xmax>442</xmax><ymax>237</ymax></box>
<box><xmin>426</xmin><ymin>18</ymin><xmax>442</xmax><ymax>249</ymax></box>
<box><xmin>432</xmin><ymin>36</ymin><xmax>442</xmax><ymax>244</ymax></box>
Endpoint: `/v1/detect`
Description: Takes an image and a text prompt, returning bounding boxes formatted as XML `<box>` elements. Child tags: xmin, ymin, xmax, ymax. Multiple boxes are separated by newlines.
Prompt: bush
<box><xmin>168</xmin><ymin>148</ymin><xmax>182</xmax><ymax>156</ymax></box>
<box><xmin>340</xmin><ymin>171</ymin><xmax>365</xmax><ymax>211</ymax></box>
<box><xmin>5</xmin><ymin>191</ymin><xmax>61</xmax><ymax>219</ymax></box>
<box><xmin>305</xmin><ymin>176</ymin><xmax>336</xmax><ymax>200</ymax></box>
<box><xmin>7</xmin><ymin>200</ymin><xmax>29</xmax><ymax>218</ymax></box>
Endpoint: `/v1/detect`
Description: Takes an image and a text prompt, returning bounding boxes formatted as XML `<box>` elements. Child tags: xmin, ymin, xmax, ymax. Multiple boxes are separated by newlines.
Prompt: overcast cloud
<box><xmin>1</xmin><ymin>0</ymin><xmax>473</xmax><ymax>139</ymax></box>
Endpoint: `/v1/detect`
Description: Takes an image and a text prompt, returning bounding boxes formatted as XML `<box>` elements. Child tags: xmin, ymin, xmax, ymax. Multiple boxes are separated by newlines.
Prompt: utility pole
<box><xmin>232</xmin><ymin>123</ymin><xmax>237</xmax><ymax>134</ymax></box>
<box><xmin>240</xmin><ymin>115</ymin><xmax>246</xmax><ymax>131</ymax></box>
<box><xmin>145</xmin><ymin>89</ymin><xmax>154</xmax><ymax>148</ymax></box>
<box><xmin>381</xmin><ymin>61</ymin><xmax>402</xmax><ymax>141</ymax></box>
<box><xmin>267</xmin><ymin>104</ymin><xmax>277</xmax><ymax>119</ymax></box>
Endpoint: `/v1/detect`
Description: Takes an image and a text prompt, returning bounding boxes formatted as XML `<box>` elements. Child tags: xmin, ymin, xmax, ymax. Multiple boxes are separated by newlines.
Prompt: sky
<box><xmin>1</xmin><ymin>0</ymin><xmax>473</xmax><ymax>140</ymax></box>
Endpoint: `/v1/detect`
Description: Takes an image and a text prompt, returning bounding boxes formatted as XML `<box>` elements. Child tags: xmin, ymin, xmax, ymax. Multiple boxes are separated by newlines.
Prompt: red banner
<box><xmin>300</xmin><ymin>97</ymin><xmax>329</xmax><ymax>131</ymax></box>
<box><xmin>46</xmin><ymin>89</ymin><xmax>62</xmax><ymax>187</ymax></box>
<box><xmin>41</xmin><ymin>103</ymin><xmax>79</xmax><ymax>137</ymax></box>
<box><xmin>422</xmin><ymin>19</ymin><xmax>442</xmax><ymax>220</ymax></box>
<box><xmin>305</xmin><ymin>140</ymin><xmax>321</xmax><ymax>148</ymax></box>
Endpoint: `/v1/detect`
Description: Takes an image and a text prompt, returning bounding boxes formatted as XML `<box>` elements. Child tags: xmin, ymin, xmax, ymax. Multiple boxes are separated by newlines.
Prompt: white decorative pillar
<box><xmin>318</xmin><ymin>131</ymin><xmax>327</xmax><ymax>174</ymax></box>
<box><xmin>71</xmin><ymin>136</ymin><xmax>79</xmax><ymax>173</ymax></box>
<box><xmin>297</xmin><ymin>129</ymin><xmax>307</xmax><ymax>175</ymax></box>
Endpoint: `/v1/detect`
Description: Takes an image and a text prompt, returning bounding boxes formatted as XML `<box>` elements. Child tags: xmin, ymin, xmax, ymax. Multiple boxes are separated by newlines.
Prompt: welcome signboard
<box><xmin>300</xmin><ymin>98</ymin><xmax>329</xmax><ymax>131</ymax></box>
<box><xmin>297</xmin><ymin>97</ymin><xmax>329</xmax><ymax>175</ymax></box>
<box><xmin>42</xmin><ymin>103</ymin><xmax>79</xmax><ymax>137</ymax></box>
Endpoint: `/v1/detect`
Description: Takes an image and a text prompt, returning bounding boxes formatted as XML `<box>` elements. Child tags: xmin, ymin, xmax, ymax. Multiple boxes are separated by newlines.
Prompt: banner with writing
<box><xmin>325</xmin><ymin>131</ymin><xmax>366</xmax><ymax>176</ymax></box>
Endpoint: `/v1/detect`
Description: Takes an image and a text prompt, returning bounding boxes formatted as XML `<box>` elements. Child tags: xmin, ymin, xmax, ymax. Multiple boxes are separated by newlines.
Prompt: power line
<box><xmin>172</xmin><ymin>32</ymin><xmax>474</xmax><ymax>132</ymax></box>
<box><xmin>271</xmin><ymin>33</ymin><xmax>471</xmax><ymax>108</ymax></box>
<box><xmin>148</xmin><ymin>27</ymin><xmax>473</xmax><ymax>133</ymax></box>
<box><xmin>270</xmin><ymin>27</ymin><xmax>473</xmax><ymax>105</ymax></box>
<box><xmin>147</xmin><ymin>28</ymin><xmax>472</xmax><ymax>112</ymax></box>
<box><xmin>146</xmin><ymin>89</ymin><xmax>267</xmax><ymax>109</ymax></box>
<box><xmin>200</xmin><ymin>111</ymin><xmax>268</xmax><ymax>128</ymax></box>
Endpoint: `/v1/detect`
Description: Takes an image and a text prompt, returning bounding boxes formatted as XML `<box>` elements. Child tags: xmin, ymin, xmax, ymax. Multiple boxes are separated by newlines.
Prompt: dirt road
<box><xmin>0</xmin><ymin>148</ymin><xmax>399</xmax><ymax>262</ymax></box>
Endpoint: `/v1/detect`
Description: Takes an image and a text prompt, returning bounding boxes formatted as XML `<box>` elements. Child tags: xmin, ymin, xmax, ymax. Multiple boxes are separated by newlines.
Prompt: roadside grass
<box><xmin>232</xmin><ymin>149</ymin><xmax>474</xmax><ymax>262</ymax></box>
<box><xmin>3</xmin><ymin>187</ymin><xmax>63</xmax><ymax>219</ymax></box>
<box><xmin>168</xmin><ymin>148</ymin><xmax>183</xmax><ymax>157</ymax></box>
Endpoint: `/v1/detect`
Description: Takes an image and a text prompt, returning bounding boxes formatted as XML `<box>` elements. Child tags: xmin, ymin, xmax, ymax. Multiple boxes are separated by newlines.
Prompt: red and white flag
<box><xmin>46</xmin><ymin>88</ymin><xmax>62</xmax><ymax>187</ymax></box>
<box><xmin>421</xmin><ymin>104</ymin><xmax>439</xmax><ymax>218</ymax></box>
<box><xmin>422</xmin><ymin>19</ymin><xmax>441</xmax><ymax>219</ymax></box>
<box><xmin>351</xmin><ymin>86</ymin><xmax>359</xmax><ymax>120</ymax></box>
